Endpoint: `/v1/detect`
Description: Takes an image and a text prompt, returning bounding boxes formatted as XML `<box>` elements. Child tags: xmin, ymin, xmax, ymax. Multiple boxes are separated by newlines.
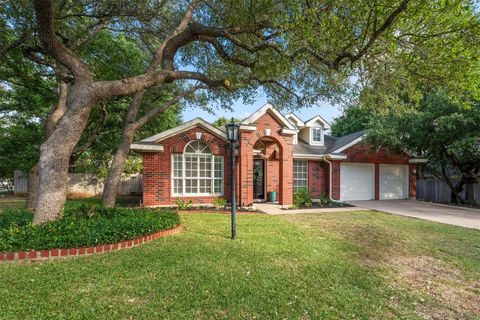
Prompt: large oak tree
<box><xmin>5</xmin><ymin>0</ymin><xmax>479</xmax><ymax>223</ymax></box>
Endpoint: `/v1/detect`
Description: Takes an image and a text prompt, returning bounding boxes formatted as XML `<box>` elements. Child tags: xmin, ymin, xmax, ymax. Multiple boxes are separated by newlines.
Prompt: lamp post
<box><xmin>225</xmin><ymin>118</ymin><xmax>240</xmax><ymax>240</ymax></box>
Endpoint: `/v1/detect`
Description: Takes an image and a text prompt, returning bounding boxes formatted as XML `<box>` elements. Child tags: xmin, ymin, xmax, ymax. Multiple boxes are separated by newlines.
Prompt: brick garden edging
<box><xmin>0</xmin><ymin>225</ymin><xmax>181</xmax><ymax>262</ymax></box>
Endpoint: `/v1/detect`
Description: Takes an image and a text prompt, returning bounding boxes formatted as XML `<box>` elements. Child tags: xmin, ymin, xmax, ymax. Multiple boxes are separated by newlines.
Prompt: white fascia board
<box><xmin>281</xmin><ymin>128</ymin><xmax>297</xmax><ymax>136</ymax></box>
<box><xmin>292</xmin><ymin>153</ymin><xmax>347</xmax><ymax>160</ymax></box>
<box><xmin>293</xmin><ymin>153</ymin><xmax>325</xmax><ymax>160</ymax></box>
<box><xmin>130</xmin><ymin>143</ymin><xmax>164</xmax><ymax>152</ymax></box>
<box><xmin>141</xmin><ymin>118</ymin><xmax>227</xmax><ymax>142</ymax></box>
<box><xmin>285</xmin><ymin>113</ymin><xmax>305</xmax><ymax>127</ymax></box>
<box><xmin>327</xmin><ymin>154</ymin><xmax>348</xmax><ymax>160</ymax></box>
<box><xmin>239</xmin><ymin>124</ymin><xmax>257</xmax><ymax>131</ymax></box>
<box><xmin>409</xmin><ymin>158</ymin><xmax>428</xmax><ymax>164</ymax></box>
<box><xmin>332</xmin><ymin>135</ymin><xmax>365</xmax><ymax>153</ymax></box>
<box><xmin>304</xmin><ymin>115</ymin><xmax>331</xmax><ymax>129</ymax></box>
<box><xmin>240</xmin><ymin>103</ymin><xmax>296</xmax><ymax>130</ymax></box>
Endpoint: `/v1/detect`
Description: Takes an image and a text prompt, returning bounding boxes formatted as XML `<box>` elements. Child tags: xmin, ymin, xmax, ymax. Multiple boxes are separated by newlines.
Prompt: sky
<box><xmin>181</xmin><ymin>90</ymin><xmax>344</xmax><ymax>125</ymax></box>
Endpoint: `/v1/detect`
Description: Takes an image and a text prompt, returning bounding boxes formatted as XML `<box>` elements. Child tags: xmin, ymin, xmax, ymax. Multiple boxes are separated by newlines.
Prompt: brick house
<box><xmin>132</xmin><ymin>104</ymin><xmax>421</xmax><ymax>207</ymax></box>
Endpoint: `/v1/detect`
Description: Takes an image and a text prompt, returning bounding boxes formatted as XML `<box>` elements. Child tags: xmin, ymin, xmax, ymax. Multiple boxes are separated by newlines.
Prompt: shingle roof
<box><xmin>325</xmin><ymin>130</ymin><xmax>367</xmax><ymax>153</ymax></box>
<box><xmin>293</xmin><ymin>137</ymin><xmax>329</xmax><ymax>155</ymax></box>
<box><xmin>293</xmin><ymin>130</ymin><xmax>367</xmax><ymax>156</ymax></box>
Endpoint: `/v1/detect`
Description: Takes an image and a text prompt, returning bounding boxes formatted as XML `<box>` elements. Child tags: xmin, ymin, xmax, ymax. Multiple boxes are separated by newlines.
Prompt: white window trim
<box><xmin>293</xmin><ymin>160</ymin><xmax>308</xmax><ymax>193</ymax></box>
<box><xmin>171</xmin><ymin>153</ymin><xmax>224</xmax><ymax>197</ymax></box>
<box><xmin>310</xmin><ymin>127</ymin><xmax>323</xmax><ymax>145</ymax></box>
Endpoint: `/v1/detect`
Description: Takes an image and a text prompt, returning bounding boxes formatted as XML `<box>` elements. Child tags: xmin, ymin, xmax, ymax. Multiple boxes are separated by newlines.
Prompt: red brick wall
<box><xmin>142</xmin><ymin>126</ymin><xmax>236</xmax><ymax>206</ymax></box>
<box><xmin>239</xmin><ymin>111</ymin><xmax>293</xmax><ymax>206</ymax></box>
<box><xmin>307</xmin><ymin>160</ymin><xmax>329</xmax><ymax>199</ymax></box>
<box><xmin>331</xmin><ymin>142</ymin><xmax>416</xmax><ymax>200</ymax></box>
<box><xmin>265</xmin><ymin>141</ymin><xmax>280</xmax><ymax>196</ymax></box>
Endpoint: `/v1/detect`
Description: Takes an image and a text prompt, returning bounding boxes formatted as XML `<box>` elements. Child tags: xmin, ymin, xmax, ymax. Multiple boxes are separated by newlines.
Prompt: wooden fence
<box><xmin>13</xmin><ymin>171</ymin><xmax>142</xmax><ymax>196</ymax></box>
<box><xmin>417</xmin><ymin>177</ymin><xmax>479</xmax><ymax>203</ymax></box>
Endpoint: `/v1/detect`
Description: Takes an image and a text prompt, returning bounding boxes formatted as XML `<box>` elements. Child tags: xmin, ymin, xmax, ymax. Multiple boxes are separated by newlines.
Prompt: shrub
<box><xmin>213</xmin><ymin>197</ymin><xmax>227</xmax><ymax>207</ymax></box>
<box><xmin>0</xmin><ymin>205</ymin><xmax>180</xmax><ymax>252</ymax></box>
<box><xmin>293</xmin><ymin>187</ymin><xmax>312</xmax><ymax>208</ymax></box>
<box><xmin>175</xmin><ymin>199</ymin><xmax>193</xmax><ymax>210</ymax></box>
<box><xmin>320</xmin><ymin>193</ymin><xmax>329</xmax><ymax>206</ymax></box>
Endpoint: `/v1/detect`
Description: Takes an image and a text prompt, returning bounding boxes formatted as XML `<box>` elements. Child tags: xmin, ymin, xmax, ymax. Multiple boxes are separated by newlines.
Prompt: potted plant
<box><xmin>268</xmin><ymin>189</ymin><xmax>278</xmax><ymax>203</ymax></box>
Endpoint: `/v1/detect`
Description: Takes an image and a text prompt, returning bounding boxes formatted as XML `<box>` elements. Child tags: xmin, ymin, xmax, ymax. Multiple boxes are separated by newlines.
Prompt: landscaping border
<box><xmin>0</xmin><ymin>225</ymin><xmax>181</xmax><ymax>262</ymax></box>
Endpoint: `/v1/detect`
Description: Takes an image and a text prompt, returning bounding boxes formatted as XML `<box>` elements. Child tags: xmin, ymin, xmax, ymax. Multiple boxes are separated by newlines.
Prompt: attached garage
<box><xmin>340</xmin><ymin>163</ymin><xmax>375</xmax><ymax>201</ymax></box>
<box><xmin>379</xmin><ymin>164</ymin><xmax>409</xmax><ymax>199</ymax></box>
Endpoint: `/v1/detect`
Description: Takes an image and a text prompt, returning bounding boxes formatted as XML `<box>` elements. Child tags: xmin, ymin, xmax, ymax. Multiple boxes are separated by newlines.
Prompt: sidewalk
<box><xmin>252</xmin><ymin>203</ymin><xmax>368</xmax><ymax>215</ymax></box>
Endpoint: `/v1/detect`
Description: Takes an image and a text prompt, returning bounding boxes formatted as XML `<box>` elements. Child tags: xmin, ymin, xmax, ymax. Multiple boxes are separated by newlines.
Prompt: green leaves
<box><xmin>0</xmin><ymin>206</ymin><xmax>180</xmax><ymax>252</ymax></box>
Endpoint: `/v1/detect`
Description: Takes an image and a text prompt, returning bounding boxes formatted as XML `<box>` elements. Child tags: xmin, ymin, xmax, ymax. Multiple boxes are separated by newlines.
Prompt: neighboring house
<box><xmin>132</xmin><ymin>104</ymin><xmax>420</xmax><ymax>207</ymax></box>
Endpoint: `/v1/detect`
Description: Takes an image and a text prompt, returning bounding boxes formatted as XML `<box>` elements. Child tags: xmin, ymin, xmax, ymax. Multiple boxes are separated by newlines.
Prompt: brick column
<box><xmin>409</xmin><ymin>164</ymin><xmax>417</xmax><ymax>198</ymax></box>
<box><xmin>239</xmin><ymin>132</ymin><xmax>253</xmax><ymax>206</ymax></box>
<box><xmin>375</xmin><ymin>163</ymin><xmax>380</xmax><ymax>200</ymax></box>
<box><xmin>331</xmin><ymin>161</ymin><xmax>341</xmax><ymax>200</ymax></box>
<box><xmin>280</xmin><ymin>150</ymin><xmax>293</xmax><ymax>206</ymax></box>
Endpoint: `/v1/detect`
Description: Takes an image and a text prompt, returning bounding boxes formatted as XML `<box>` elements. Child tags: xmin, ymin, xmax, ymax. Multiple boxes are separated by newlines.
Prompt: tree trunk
<box><xmin>439</xmin><ymin>166</ymin><xmax>466</xmax><ymax>204</ymax></box>
<box><xmin>101</xmin><ymin>92</ymin><xmax>144</xmax><ymax>207</ymax></box>
<box><xmin>101</xmin><ymin>123</ymin><xmax>137</xmax><ymax>207</ymax></box>
<box><xmin>26</xmin><ymin>163</ymin><xmax>40</xmax><ymax>211</ymax></box>
<box><xmin>27</xmin><ymin>81</ymin><xmax>68</xmax><ymax>211</ymax></box>
<box><xmin>33</xmin><ymin>90</ymin><xmax>96</xmax><ymax>224</ymax></box>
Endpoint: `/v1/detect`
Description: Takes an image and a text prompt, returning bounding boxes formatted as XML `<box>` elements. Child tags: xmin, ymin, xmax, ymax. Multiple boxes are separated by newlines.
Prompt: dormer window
<box><xmin>312</xmin><ymin>127</ymin><xmax>322</xmax><ymax>143</ymax></box>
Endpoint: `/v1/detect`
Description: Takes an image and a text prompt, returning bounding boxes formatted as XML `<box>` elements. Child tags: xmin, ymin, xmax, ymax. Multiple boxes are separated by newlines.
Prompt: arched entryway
<box><xmin>238</xmin><ymin>130</ymin><xmax>293</xmax><ymax>207</ymax></box>
<box><xmin>252</xmin><ymin>138</ymin><xmax>281</xmax><ymax>202</ymax></box>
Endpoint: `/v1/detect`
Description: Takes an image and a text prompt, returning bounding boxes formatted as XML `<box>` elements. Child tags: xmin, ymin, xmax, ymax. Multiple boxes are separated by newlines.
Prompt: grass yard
<box><xmin>0</xmin><ymin>198</ymin><xmax>479</xmax><ymax>319</ymax></box>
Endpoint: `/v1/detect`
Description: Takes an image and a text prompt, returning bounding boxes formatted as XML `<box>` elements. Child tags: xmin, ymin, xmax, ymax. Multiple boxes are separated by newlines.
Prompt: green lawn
<box><xmin>0</xmin><ymin>199</ymin><xmax>479</xmax><ymax>319</ymax></box>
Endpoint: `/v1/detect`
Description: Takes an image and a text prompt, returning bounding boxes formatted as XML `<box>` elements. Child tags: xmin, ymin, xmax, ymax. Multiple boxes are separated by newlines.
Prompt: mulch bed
<box><xmin>282</xmin><ymin>202</ymin><xmax>353</xmax><ymax>210</ymax></box>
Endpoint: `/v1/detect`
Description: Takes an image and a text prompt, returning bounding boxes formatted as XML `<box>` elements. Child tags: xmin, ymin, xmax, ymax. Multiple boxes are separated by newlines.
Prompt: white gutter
<box><xmin>409</xmin><ymin>158</ymin><xmax>428</xmax><ymax>164</ymax></box>
<box><xmin>130</xmin><ymin>143</ymin><xmax>164</xmax><ymax>152</ymax></box>
<box><xmin>293</xmin><ymin>153</ymin><xmax>347</xmax><ymax>160</ymax></box>
<box><xmin>322</xmin><ymin>156</ymin><xmax>333</xmax><ymax>201</ymax></box>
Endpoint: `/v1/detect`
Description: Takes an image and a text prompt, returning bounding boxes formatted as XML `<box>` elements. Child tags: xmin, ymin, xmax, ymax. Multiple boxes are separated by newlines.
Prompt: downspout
<box><xmin>322</xmin><ymin>156</ymin><xmax>333</xmax><ymax>200</ymax></box>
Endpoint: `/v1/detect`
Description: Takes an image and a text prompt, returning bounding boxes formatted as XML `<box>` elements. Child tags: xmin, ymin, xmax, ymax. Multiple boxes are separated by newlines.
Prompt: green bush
<box><xmin>212</xmin><ymin>197</ymin><xmax>227</xmax><ymax>207</ymax></box>
<box><xmin>293</xmin><ymin>187</ymin><xmax>312</xmax><ymax>208</ymax></box>
<box><xmin>320</xmin><ymin>193</ymin><xmax>329</xmax><ymax>206</ymax></box>
<box><xmin>175</xmin><ymin>198</ymin><xmax>193</xmax><ymax>210</ymax></box>
<box><xmin>0</xmin><ymin>205</ymin><xmax>180</xmax><ymax>252</ymax></box>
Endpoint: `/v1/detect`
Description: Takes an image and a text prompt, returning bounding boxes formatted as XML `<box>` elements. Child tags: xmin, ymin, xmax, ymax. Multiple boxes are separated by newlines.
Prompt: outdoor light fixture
<box><xmin>225</xmin><ymin>118</ymin><xmax>240</xmax><ymax>240</ymax></box>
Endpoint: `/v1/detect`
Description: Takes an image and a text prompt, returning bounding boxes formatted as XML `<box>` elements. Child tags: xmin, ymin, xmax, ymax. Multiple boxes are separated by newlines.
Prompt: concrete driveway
<box><xmin>349</xmin><ymin>199</ymin><xmax>480</xmax><ymax>230</ymax></box>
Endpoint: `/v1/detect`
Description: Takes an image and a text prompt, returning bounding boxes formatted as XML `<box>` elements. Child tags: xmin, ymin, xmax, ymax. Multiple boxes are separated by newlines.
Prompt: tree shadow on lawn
<box><xmin>282</xmin><ymin>211</ymin><xmax>480</xmax><ymax>320</ymax></box>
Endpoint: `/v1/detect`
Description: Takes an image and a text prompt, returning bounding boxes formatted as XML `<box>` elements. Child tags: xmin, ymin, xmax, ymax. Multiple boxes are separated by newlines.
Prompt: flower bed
<box><xmin>0</xmin><ymin>205</ymin><xmax>180</xmax><ymax>253</ymax></box>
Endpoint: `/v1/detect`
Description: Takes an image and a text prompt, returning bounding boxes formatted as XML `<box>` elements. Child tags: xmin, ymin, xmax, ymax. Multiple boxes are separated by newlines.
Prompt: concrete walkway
<box><xmin>252</xmin><ymin>203</ymin><xmax>369</xmax><ymax>215</ymax></box>
<box><xmin>350</xmin><ymin>199</ymin><xmax>480</xmax><ymax>230</ymax></box>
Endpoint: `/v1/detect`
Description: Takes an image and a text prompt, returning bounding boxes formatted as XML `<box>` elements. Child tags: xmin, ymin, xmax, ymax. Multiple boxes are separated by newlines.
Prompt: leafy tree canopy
<box><xmin>330</xmin><ymin>107</ymin><xmax>373</xmax><ymax>137</ymax></box>
<box><xmin>211</xmin><ymin>117</ymin><xmax>241</xmax><ymax>128</ymax></box>
<box><xmin>367</xmin><ymin>90</ymin><xmax>480</xmax><ymax>204</ymax></box>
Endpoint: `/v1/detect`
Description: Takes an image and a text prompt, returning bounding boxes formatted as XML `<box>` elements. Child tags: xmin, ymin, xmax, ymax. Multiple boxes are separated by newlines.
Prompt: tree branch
<box><xmin>198</xmin><ymin>36</ymin><xmax>256</xmax><ymax>68</ymax></box>
<box><xmin>135</xmin><ymin>84</ymin><xmax>206</xmax><ymax>129</ymax></box>
<box><xmin>33</xmin><ymin>0</ymin><xmax>93</xmax><ymax>83</ymax></box>
<box><xmin>45</xmin><ymin>81</ymin><xmax>68</xmax><ymax>137</ymax></box>
<box><xmin>0</xmin><ymin>32</ymin><xmax>27</xmax><ymax>56</ymax></box>
<box><xmin>73</xmin><ymin>103</ymin><xmax>109</xmax><ymax>155</ymax></box>
<box><xmin>331</xmin><ymin>0</ymin><xmax>410</xmax><ymax>68</ymax></box>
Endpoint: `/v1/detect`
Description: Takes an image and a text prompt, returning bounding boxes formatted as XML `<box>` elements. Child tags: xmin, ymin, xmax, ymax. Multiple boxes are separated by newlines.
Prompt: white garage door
<box><xmin>340</xmin><ymin>163</ymin><xmax>375</xmax><ymax>201</ymax></box>
<box><xmin>379</xmin><ymin>164</ymin><xmax>408</xmax><ymax>199</ymax></box>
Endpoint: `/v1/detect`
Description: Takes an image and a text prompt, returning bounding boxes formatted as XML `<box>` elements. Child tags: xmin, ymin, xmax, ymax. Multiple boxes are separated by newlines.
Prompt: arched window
<box><xmin>253</xmin><ymin>140</ymin><xmax>266</xmax><ymax>155</ymax></box>
<box><xmin>172</xmin><ymin>140</ymin><xmax>224</xmax><ymax>196</ymax></box>
<box><xmin>185</xmin><ymin>140</ymin><xmax>212</xmax><ymax>154</ymax></box>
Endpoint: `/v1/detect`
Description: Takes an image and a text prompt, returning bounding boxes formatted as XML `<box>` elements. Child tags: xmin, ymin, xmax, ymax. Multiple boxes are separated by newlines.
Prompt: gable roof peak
<box><xmin>139</xmin><ymin>117</ymin><xmax>227</xmax><ymax>143</ymax></box>
<box><xmin>240</xmin><ymin>103</ymin><xmax>296</xmax><ymax>129</ymax></box>
<box><xmin>285</xmin><ymin>112</ymin><xmax>305</xmax><ymax>128</ymax></box>
<box><xmin>304</xmin><ymin>115</ymin><xmax>331</xmax><ymax>129</ymax></box>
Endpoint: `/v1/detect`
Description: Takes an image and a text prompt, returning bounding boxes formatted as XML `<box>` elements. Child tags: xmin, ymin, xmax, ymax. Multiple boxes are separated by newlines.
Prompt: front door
<box><xmin>253</xmin><ymin>159</ymin><xmax>265</xmax><ymax>200</ymax></box>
